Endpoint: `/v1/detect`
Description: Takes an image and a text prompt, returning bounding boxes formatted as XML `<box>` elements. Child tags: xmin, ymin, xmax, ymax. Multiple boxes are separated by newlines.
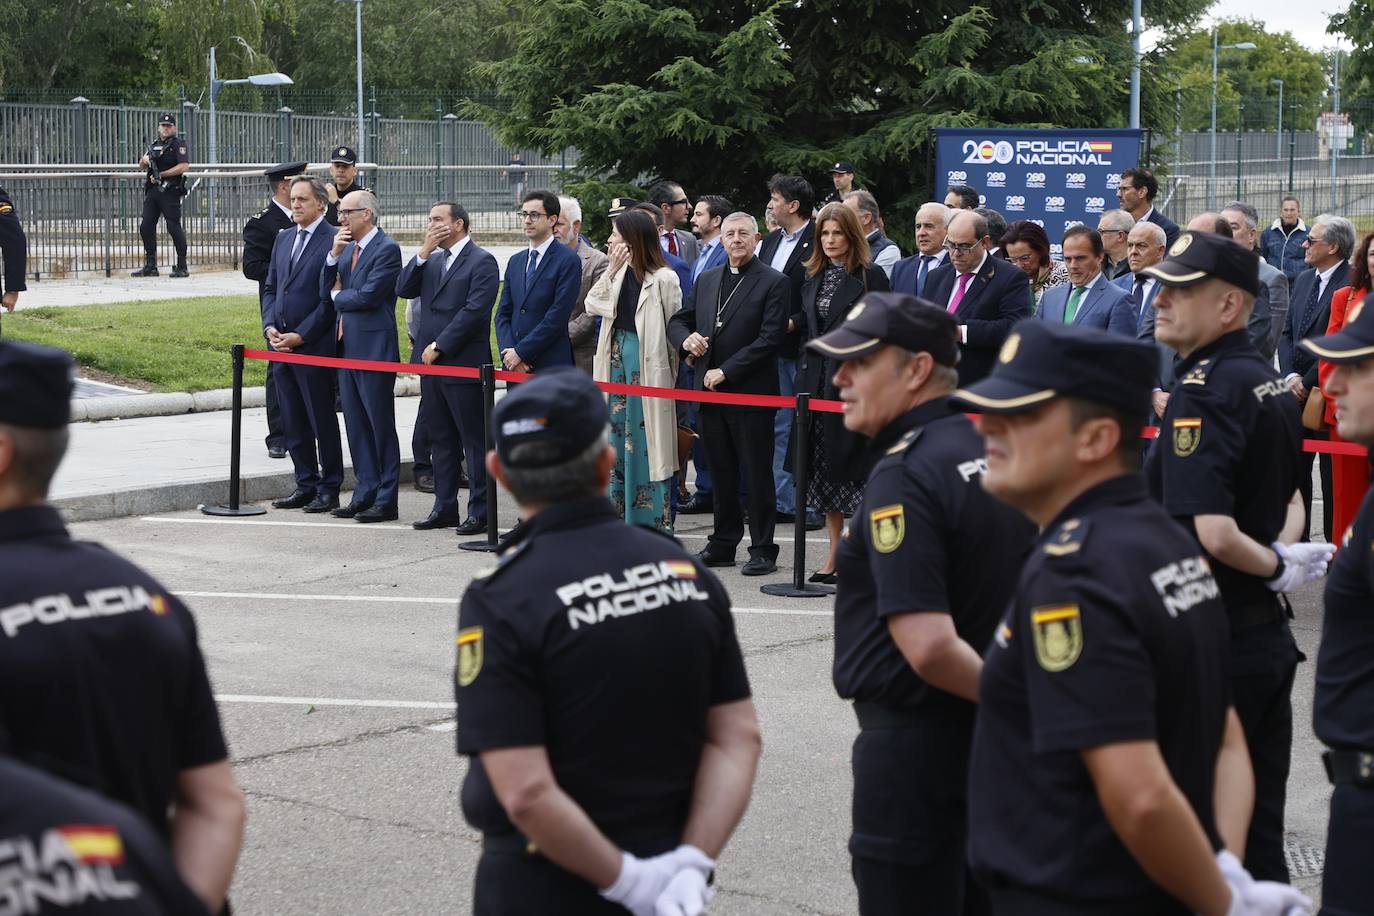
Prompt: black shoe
<box><xmin>355</xmin><ymin>505</ymin><xmax>399</xmax><ymax>523</ymax></box>
<box><xmin>271</xmin><ymin>489</ymin><xmax>313</xmax><ymax>510</ymax></box>
<box><xmin>303</xmin><ymin>494</ymin><xmax>340</xmax><ymax>514</ymax></box>
<box><xmin>130</xmin><ymin>265</ymin><xmax>158</xmax><ymax>277</ymax></box>
<box><xmin>695</xmin><ymin>548</ymin><xmax>735</xmax><ymax>568</ymax></box>
<box><xmin>776</xmin><ymin>510</ymin><xmax>796</xmax><ymax>523</ymax></box>
<box><xmin>808</xmin><ymin>570</ymin><xmax>838</xmax><ymax>584</ymax></box>
<box><xmin>455</xmin><ymin>517</ymin><xmax>488</xmax><ymax>535</ymax></box>
<box><xmin>413</xmin><ymin>474</ymin><xmax>435</xmax><ymax>493</ymax></box>
<box><xmin>458</xmin><ymin>473</ymin><xmax>471</xmax><ymax>489</ymax></box>
<box><xmin>680</xmin><ymin>496</ymin><xmax>714</xmax><ymax>515</ymax></box>
<box><xmin>412</xmin><ymin>510</ymin><xmax>459</xmax><ymax>530</ymax></box>
<box><xmin>169</xmin><ymin>266</ymin><xmax>190</xmax><ymax>278</ymax></box>
<box><xmin>804</xmin><ymin>510</ymin><xmax>825</xmax><ymax>531</ymax></box>
<box><xmin>742</xmin><ymin>556</ymin><xmax>778</xmax><ymax>576</ymax></box>
<box><xmin>267</xmin><ymin>445</ymin><xmax>287</xmax><ymax>459</ymax></box>
<box><xmin>330</xmin><ymin>501</ymin><xmax>372</xmax><ymax>519</ymax></box>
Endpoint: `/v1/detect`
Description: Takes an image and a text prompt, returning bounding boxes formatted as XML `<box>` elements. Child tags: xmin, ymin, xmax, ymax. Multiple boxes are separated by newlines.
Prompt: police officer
<box><xmin>242</xmin><ymin>161</ymin><xmax>305</xmax><ymax>460</ymax></box>
<box><xmin>1296</xmin><ymin>299</ymin><xmax>1374</xmax><ymax>914</ymax></box>
<box><xmin>1142</xmin><ymin>230</ymin><xmax>1335</xmax><ymax>882</ymax></box>
<box><xmin>132</xmin><ymin>113</ymin><xmax>190</xmax><ymax>278</ymax></box>
<box><xmin>0</xmin><ymin>340</ymin><xmax>245</xmax><ymax>914</ymax></box>
<box><xmin>955</xmin><ymin>319</ymin><xmax>1311</xmax><ymax>916</ymax></box>
<box><xmin>0</xmin><ymin>183</ymin><xmax>27</xmax><ymax>336</ymax></box>
<box><xmin>324</xmin><ymin>146</ymin><xmax>369</xmax><ymax>226</ymax></box>
<box><xmin>455</xmin><ymin>368</ymin><xmax>761</xmax><ymax>915</ymax></box>
<box><xmin>807</xmin><ymin>291</ymin><xmax>1034</xmax><ymax>915</ymax></box>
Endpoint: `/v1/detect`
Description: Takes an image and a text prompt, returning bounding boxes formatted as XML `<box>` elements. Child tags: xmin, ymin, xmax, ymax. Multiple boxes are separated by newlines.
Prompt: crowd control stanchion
<box><xmin>202</xmin><ymin>344</ymin><xmax>267</xmax><ymax>517</ymax></box>
<box><xmin>761</xmin><ymin>392</ymin><xmax>832</xmax><ymax>598</ymax></box>
<box><xmin>460</xmin><ymin>363</ymin><xmax>501</xmax><ymax>553</ymax></box>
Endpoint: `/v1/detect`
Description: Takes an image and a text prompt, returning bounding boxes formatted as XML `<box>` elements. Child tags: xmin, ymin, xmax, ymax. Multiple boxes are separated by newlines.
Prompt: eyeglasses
<box><xmin>1304</xmin><ymin>235</ymin><xmax>1327</xmax><ymax>246</ymax></box>
<box><xmin>337</xmin><ymin>208</ymin><xmax>366</xmax><ymax>217</ymax></box>
<box><xmin>1100</xmin><ymin>228</ymin><xmax>1127</xmax><ymax>237</ymax></box>
<box><xmin>518</xmin><ymin>210</ymin><xmax>549</xmax><ymax>221</ymax></box>
<box><xmin>1007</xmin><ymin>253</ymin><xmax>1036</xmax><ymax>265</ymax></box>
<box><xmin>943</xmin><ymin>240</ymin><xmax>981</xmax><ymax>253</ymax></box>
<box><xmin>670</xmin><ymin>199</ymin><xmax>689</xmax><ymax>207</ymax></box>
<box><xmin>1116</xmin><ymin>185</ymin><xmax>1136</xmax><ymax>193</ymax></box>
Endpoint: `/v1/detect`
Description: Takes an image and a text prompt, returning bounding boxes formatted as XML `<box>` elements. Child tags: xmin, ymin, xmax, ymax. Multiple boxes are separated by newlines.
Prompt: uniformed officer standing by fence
<box><xmin>1296</xmin><ymin>299</ymin><xmax>1374</xmax><ymax>915</ymax></box>
<box><xmin>1142</xmin><ymin>230</ymin><xmax>1335</xmax><ymax>882</ymax></box>
<box><xmin>0</xmin><ymin>183</ymin><xmax>27</xmax><ymax>336</ymax></box>
<box><xmin>809</xmin><ymin>291</ymin><xmax>1034</xmax><ymax>915</ymax></box>
<box><xmin>0</xmin><ymin>340</ymin><xmax>245</xmax><ymax>914</ymax></box>
<box><xmin>132</xmin><ymin>113</ymin><xmax>190</xmax><ymax>278</ymax></box>
<box><xmin>956</xmin><ymin>320</ymin><xmax>1311</xmax><ymax>916</ymax></box>
<box><xmin>455</xmin><ymin>368</ymin><xmax>761</xmax><ymax>916</ymax></box>
<box><xmin>324</xmin><ymin>146</ymin><xmax>369</xmax><ymax>227</ymax></box>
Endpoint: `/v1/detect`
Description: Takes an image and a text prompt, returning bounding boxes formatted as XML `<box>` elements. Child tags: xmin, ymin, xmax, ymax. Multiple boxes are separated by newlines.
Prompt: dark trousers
<box><xmin>1321</xmin><ymin>784</ymin><xmax>1374</xmax><ymax>916</ymax></box>
<box><xmin>1232</xmin><ymin>655</ymin><xmax>1298</xmax><ymax>882</ymax></box>
<box><xmin>411</xmin><ymin>394</ymin><xmax>432</xmax><ymax>478</ymax></box>
<box><xmin>987</xmin><ymin>888</ymin><xmax>1187</xmax><ymax>916</ymax></box>
<box><xmin>474</xmin><ymin>851</ymin><xmax>622</xmax><ymax>916</ymax></box>
<box><xmin>273</xmin><ymin>360</ymin><xmax>343</xmax><ymax>496</ymax></box>
<box><xmin>338</xmin><ymin>363</ymin><xmax>400</xmax><ymax>510</ymax></box>
<box><xmin>1298</xmin><ymin>440</ymin><xmax>1334</xmax><ymax>541</ymax></box>
<box><xmin>699</xmin><ymin>407</ymin><xmax>776</xmax><ymax>561</ymax></box>
<box><xmin>139</xmin><ymin>189</ymin><xmax>186</xmax><ymax>266</ymax></box>
<box><xmin>421</xmin><ymin>376</ymin><xmax>486</xmax><ymax>521</ymax></box>
<box><xmin>264</xmin><ymin>367</ymin><xmax>286</xmax><ymax>449</ymax></box>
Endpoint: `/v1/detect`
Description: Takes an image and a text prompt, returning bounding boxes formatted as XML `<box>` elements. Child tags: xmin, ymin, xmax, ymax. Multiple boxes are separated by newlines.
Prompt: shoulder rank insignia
<box><xmin>1173</xmin><ymin>417</ymin><xmax>1201</xmax><ymax>458</ymax></box>
<box><xmin>886</xmin><ymin>429</ymin><xmax>918</xmax><ymax>455</ymax></box>
<box><xmin>869</xmin><ymin>504</ymin><xmax>905</xmax><ymax>553</ymax></box>
<box><xmin>456</xmin><ymin>626</ymin><xmax>484</xmax><ymax>686</ymax></box>
<box><xmin>1031</xmin><ymin>604</ymin><xmax>1082</xmax><ymax>671</ymax></box>
<box><xmin>1180</xmin><ymin>358</ymin><xmax>1212</xmax><ymax>386</ymax></box>
<box><xmin>1043</xmin><ymin>517</ymin><xmax>1088</xmax><ymax>556</ymax></box>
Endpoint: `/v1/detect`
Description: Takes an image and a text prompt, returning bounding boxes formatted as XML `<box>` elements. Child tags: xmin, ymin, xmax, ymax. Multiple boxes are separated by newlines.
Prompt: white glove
<box><xmin>601</xmin><ymin>846</ymin><xmax>714</xmax><ymax>916</ymax></box>
<box><xmin>655</xmin><ymin>867</ymin><xmax>715</xmax><ymax>916</ymax></box>
<box><xmin>1266</xmin><ymin>541</ymin><xmax>1336</xmax><ymax>592</ymax></box>
<box><xmin>1216</xmin><ymin>850</ymin><xmax>1312</xmax><ymax>916</ymax></box>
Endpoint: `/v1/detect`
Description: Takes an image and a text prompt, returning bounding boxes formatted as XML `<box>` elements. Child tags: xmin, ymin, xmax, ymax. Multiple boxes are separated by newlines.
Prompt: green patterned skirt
<box><xmin>608</xmin><ymin>329</ymin><xmax>672</xmax><ymax>533</ymax></box>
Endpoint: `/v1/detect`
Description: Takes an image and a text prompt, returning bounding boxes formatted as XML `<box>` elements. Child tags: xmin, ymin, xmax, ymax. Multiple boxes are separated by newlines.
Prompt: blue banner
<box><xmin>933</xmin><ymin>128</ymin><xmax>1145</xmax><ymax>258</ymax></box>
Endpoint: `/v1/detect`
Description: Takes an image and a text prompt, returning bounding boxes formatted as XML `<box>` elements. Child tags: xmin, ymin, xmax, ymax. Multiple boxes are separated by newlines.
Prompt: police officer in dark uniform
<box><xmin>0</xmin><ymin>183</ymin><xmax>27</xmax><ymax>336</ymax></box>
<box><xmin>132</xmin><ymin>113</ymin><xmax>190</xmax><ymax>278</ymax></box>
<box><xmin>324</xmin><ymin>146</ymin><xmax>369</xmax><ymax>226</ymax></box>
<box><xmin>455</xmin><ymin>369</ymin><xmax>761</xmax><ymax>916</ymax></box>
<box><xmin>0</xmin><ymin>341</ymin><xmax>245</xmax><ymax>914</ymax></box>
<box><xmin>806</xmin><ymin>292</ymin><xmax>1034</xmax><ymax>915</ymax></box>
<box><xmin>956</xmin><ymin>319</ymin><xmax>1311</xmax><ymax>916</ymax></box>
<box><xmin>1296</xmin><ymin>300</ymin><xmax>1374</xmax><ymax>915</ymax></box>
<box><xmin>242</xmin><ymin>162</ymin><xmax>306</xmax><ymax>460</ymax></box>
<box><xmin>1142</xmin><ymin>230</ymin><xmax>1335</xmax><ymax>882</ymax></box>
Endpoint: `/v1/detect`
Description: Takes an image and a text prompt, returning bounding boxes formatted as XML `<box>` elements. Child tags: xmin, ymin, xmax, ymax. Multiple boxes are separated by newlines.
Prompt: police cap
<box><xmin>1141</xmin><ymin>229</ymin><xmax>1260</xmax><ymax>297</ymax></box>
<box><xmin>1301</xmin><ymin>291</ymin><xmax>1374</xmax><ymax>364</ymax></box>
<box><xmin>830</xmin><ymin>161</ymin><xmax>856</xmax><ymax>174</ymax></box>
<box><xmin>806</xmin><ymin>292</ymin><xmax>959</xmax><ymax>365</ymax></box>
<box><xmin>265</xmin><ymin>161</ymin><xmax>308</xmax><ymax>183</ymax></box>
<box><xmin>0</xmin><ymin>340</ymin><xmax>74</xmax><ymax>429</ymax></box>
<box><xmin>330</xmin><ymin>146</ymin><xmax>358</xmax><ymax>165</ymax></box>
<box><xmin>607</xmin><ymin>197</ymin><xmax>640</xmax><ymax>218</ymax></box>
<box><xmin>948</xmin><ymin>319</ymin><xmax>1156</xmax><ymax>417</ymax></box>
<box><xmin>157</xmin><ymin>112</ymin><xmax>176</xmax><ymax>126</ymax></box>
<box><xmin>492</xmin><ymin>368</ymin><xmax>609</xmax><ymax>468</ymax></box>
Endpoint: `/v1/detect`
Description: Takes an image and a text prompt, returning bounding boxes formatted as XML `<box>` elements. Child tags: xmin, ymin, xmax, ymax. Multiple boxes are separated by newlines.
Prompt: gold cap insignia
<box><xmin>1169</xmin><ymin>233</ymin><xmax>1193</xmax><ymax>257</ymax></box>
<box><xmin>999</xmin><ymin>332</ymin><xmax>1021</xmax><ymax>364</ymax></box>
<box><xmin>846</xmin><ymin>303</ymin><xmax>865</xmax><ymax>321</ymax></box>
<box><xmin>1349</xmin><ymin>298</ymin><xmax>1366</xmax><ymax>324</ymax></box>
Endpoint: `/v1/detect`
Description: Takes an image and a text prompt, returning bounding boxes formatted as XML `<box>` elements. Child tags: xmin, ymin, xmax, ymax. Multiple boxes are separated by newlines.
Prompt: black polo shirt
<box><xmin>1316</xmin><ymin>486</ymin><xmax>1374</xmax><ymax>749</ymax></box>
<box><xmin>456</xmin><ymin>498</ymin><xmax>750</xmax><ymax>852</ymax></box>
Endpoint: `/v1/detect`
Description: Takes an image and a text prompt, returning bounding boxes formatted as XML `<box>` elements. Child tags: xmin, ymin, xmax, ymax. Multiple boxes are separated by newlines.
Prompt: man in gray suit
<box><xmin>649</xmin><ymin>180</ymin><xmax>698</xmax><ymax>265</ymax></box>
<box><xmin>1223</xmin><ymin>201</ymin><xmax>1289</xmax><ymax>360</ymax></box>
<box><xmin>555</xmin><ymin>195</ymin><xmax>609</xmax><ymax>374</ymax></box>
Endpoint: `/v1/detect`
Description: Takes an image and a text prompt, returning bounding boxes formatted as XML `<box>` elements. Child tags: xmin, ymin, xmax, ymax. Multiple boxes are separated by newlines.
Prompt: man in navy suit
<box><xmin>1116</xmin><ymin>166</ymin><xmax>1179</xmax><ymax>248</ymax></box>
<box><xmin>890</xmin><ymin>202</ymin><xmax>950</xmax><ymax>298</ymax></box>
<box><xmin>496</xmin><ymin>190</ymin><xmax>582</xmax><ymax>374</ymax></box>
<box><xmin>262</xmin><ymin>176</ymin><xmax>343</xmax><ymax>514</ymax></box>
<box><xmin>320</xmin><ymin>189</ymin><xmax>403</xmax><ymax>523</ymax></box>
<box><xmin>923</xmin><ymin>210</ymin><xmax>1033</xmax><ymax>384</ymax></box>
<box><xmin>1036</xmin><ymin>225</ymin><xmax>1137</xmax><ymax>336</ymax></box>
<box><xmin>1120</xmin><ymin>222</ymin><xmax>1175</xmax><ymax>417</ymax></box>
<box><xmin>396</xmin><ymin>202</ymin><xmax>500</xmax><ymax>534</ymax></box>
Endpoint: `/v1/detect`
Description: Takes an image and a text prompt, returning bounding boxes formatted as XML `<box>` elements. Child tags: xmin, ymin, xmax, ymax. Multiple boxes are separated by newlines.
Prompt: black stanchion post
<box><xmin>460</xmin><ymin>363</ymin><xmax>502</xmax><ymax>553</ymax></box>
<box><xmin>202</xmin><ymin>344</ymin><xmax>267</xmax><ymax>517</ymax></box>
<box><xmin>761</xmin><ymin>392</ymin><xmax>831</xmax><ymax>598</ymax></box>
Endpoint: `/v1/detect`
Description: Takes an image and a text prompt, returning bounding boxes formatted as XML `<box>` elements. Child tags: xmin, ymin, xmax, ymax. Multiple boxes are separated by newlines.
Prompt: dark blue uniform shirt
<box><xmin>1316</xmin><ymin>486</ymin><xmax>1374</xmax><ymax>749</ymax></box>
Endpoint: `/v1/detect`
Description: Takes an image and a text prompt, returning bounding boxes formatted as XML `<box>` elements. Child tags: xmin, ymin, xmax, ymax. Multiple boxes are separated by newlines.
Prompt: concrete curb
<box><xmin>71</xmin><ymin>377</ymin><xmax>422</xmax><ymax>422</ymax></box>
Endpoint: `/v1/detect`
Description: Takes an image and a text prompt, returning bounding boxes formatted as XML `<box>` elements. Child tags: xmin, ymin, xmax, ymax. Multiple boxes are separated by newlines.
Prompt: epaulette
<box><xmin>249</xmin><ymin>207</ymin><xmax>270</xmax><ymax>221</ymax></box>
<box><xmin>479</xmin><ymin>538</ymin><xmax>530</xmax><ymax>582</ymax></box>
<box><xmin>886</xmin><ymin>428</ymin><xmax>920</xmax><ymax>456</ymax></box>
<box><xmin>1179</xmin><ymin>358</ymin><xmax>1214</xmax><ymax>386</ymax></box>
<box><xmin>1042</xmin><ymin>517</ymin><xmax>1090</xmax><ymax>557</ymax></box>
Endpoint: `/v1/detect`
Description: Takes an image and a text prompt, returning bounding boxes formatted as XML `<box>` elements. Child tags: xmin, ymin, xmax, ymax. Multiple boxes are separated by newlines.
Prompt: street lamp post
<box><xmin>1272</xmin><ymin>78</ymin><xmax>1284</xmax><ymax>165</ymax></box>
<box><xmin>208</xmin><ymin>46</ymin><xmax>293</xmax><ymax>228</ymax></box>
<box><xmin>1210</xmin><ymin>30</ymin><xmax>1257</xmax><ymax>209</ymax></box>
<box><xmin>336</xmin><ymin>0</ymin><xmax>366</xmax><ymax>165</ymax></box>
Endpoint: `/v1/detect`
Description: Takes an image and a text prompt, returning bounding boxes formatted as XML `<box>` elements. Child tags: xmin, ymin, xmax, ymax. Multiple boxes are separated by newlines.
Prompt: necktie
<box><xmin>526</xmin><ymin>248</ymin><xmax>539</xmax><ymax>285</ymax></box>
<box><xmin>350</xmin><ymin>241</ymin><xmax>362</xmax><ymax>272</ymax></box>
<box><xmin>1133</xmin><ymin>277</ymin><xmax>1147</xmax><ymax>317</ymax></box>
<box><xmin>1064</xmin><ymin>286</ymin><xmax>1085</xmax><ymax>324</ymax></box>
<box><xmin>289</xmin><ymin>228</ymin><xmax>307</xmax><ymax>267</ymax></box>
<box><xmin>445</xmin><ymin>247</ymin><xmax>457</xmax><ymax>272</ymax></box>
<box><xmin>1302</xmin><ymin>275</ymin><xmax>1321</xmax><ymax>330</ymax></box>
<box><xmin>917</xmin><ymin>255</ymin><xmax>934</xmax><ymax>296</ymax></box>
<box><xmin>693</xmin><ymin>244</ymin><xmax>711</xmax><ymax>281</ymax></box>
<box><xmin>666</xmin><ymin>231</ymin><xmax>679</xmax><ymax>258</ymax></box>
<box><xmin>948</xmin><ymin>273</ymin><xmax>972</xmax><ymax>314</ymax></box>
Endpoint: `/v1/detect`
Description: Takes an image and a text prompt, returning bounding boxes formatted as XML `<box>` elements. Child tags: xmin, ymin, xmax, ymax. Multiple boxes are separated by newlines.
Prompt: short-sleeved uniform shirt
<box><xmin>456</xmin><ymin>498</ymin><xmax>750</xmax><ymax>852</ymax></box>
<box><xmin>1145</xmin><ymin>329</ymin><xmax>1303</xmax><ymax>670</ymax></box>
<box><xmin>969</xmin><ymin>475</ymin><xmax>1231</xmax><ymax>905</ymax></box>
<box><xmin>0</xmin><ymin>507</ymin><xmax>228</xmax><ymax>836</ymax></box>
<box><xmin>147</xmin><ymin>135</ymin><xmax>189</xmax><ymax>190</ymax></box>
<box><xmin>833</xmin><ymin>400</ymin><xmax>1035</xmax><ymax>713</ymax></box>
<box><xmin>0</xmin><ymin>185</ymin><xmax>27</xmax><ymax>297</ymax></box>
<box><xmin>0</xmin><ymin>754</ymin><xmax>210</xmax><ymax>914</ymax></box>
<box><xmin>1316</xmin><ymin>486</ymin><xmax>1374</xmax><ymax>749</ymax></box>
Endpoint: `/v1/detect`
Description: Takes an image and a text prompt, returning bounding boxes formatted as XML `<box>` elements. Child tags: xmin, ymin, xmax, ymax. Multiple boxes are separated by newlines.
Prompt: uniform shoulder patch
<box><xmin>1042</xmin><ymin>517</ymin><xmax>1089</xmax><ymax>557</ymax></box>
<box><xmin>1172</xmin><ymin>417</ymin><xmax>1202</xmax><ymax>458</ymax></box>
<box><xmin>0</xmin><ymin>202</ymin><xmax>12</xmax><ymax>214</ymax></box>
<box><xmin>1179</xmin><ymin>358</ymin><xmax>1213</xmax><ymax>386</ymax></box>
<box><xmin>869</xmin><ymin>504</ymin><xmax>905</xmax><ymax>553</ymax></box>
<box><xmin>456</xmin><ymin>626</ymin><xmax>483</xmax><ymax>686</ymax></box>
<box><xmin>1031</xmin><ymin>604</ymin><xmax>1082</xmax><ymax>671</ymax></box>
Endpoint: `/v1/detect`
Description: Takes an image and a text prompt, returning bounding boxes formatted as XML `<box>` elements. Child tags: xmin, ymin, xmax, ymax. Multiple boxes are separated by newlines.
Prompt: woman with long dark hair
<box><xmin>1002</xmin><ymin>220</ymin><xmax>1069</xmax><ymax>306</ymax></box>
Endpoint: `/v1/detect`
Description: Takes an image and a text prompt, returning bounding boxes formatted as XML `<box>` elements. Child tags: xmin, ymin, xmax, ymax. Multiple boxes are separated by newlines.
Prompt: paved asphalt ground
<box><xmin>69</xmin><ymin>484</ymin><xmax>1333</xmax><ymax>915</ymax></box>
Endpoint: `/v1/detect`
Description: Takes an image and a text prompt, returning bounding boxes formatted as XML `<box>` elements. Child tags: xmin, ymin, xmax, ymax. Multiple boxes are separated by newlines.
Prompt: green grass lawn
<box><xmin>5</xmin><ymin>296</ymin><xmax>502</xmax><ymax>392</ymax></box>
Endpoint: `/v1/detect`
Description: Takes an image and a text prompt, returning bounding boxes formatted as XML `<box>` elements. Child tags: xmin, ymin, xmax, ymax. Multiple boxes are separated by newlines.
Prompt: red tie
<box><xmin>666</xmin><ymin>231</ymin><xmax>678</xmax><ymax>257</ymax></box>
<box><xmin>338</xmin><ymin>243</ymin><xmax>361</xmax><ymax>341</ymax></box>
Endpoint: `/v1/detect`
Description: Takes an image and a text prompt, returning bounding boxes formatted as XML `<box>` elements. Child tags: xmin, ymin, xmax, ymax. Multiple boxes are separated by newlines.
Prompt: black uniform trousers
<box><xmin>1231</xmin><ymin>631</ymin><xmax>1299</xmax><ymax>883</ymax></box>
<box><xmin>1322</xmin><ymin>783</ymin><xmax>1374</xmax><ymax>915</ymax></box>
<box><xmin>1297</xmin><ymin>443</ymin><xmax>1335</xmax><ymax>542</ymax></box>
<box><xmin>699</xmin><ymin>406</ymin><xmax>777</xmax><ymax>561</ymax></box>
<box><xmin>986</xmin><ymin>887</ymin><xmax>1187</xmax><ymax>916</ymax></box>
<box><xmin>139</xmin><ymin>188</ymin><xmax>187</xmax><ymax>266</ymax></box>
<box><xmin>272</xmin><ymin>360</ymin><xmax>343</xmax><ymax>498</ymax></box>
<box><xmin>420</xmin><ymin>376</ymin><xmax>485</xmax><ymax>521</ymax></box>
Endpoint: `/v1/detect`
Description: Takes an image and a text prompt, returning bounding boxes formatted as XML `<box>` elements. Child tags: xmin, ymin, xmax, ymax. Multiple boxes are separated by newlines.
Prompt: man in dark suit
<box><xmin>648</xmin><ymin>179</ymin><xmax>699</xmax><ymax>264</ymax></box>
<box><xmin>669</xmin><ymin>212</ymin><xmax>789</xmax><ymax>576</ymax></box>
<box><xmin>1115</xmin><ymin>166</ymin><xmax>1179</xmax><ymax>248</ymax></box>
<box><xmin>496</xmin><ymin>190</ymin><xmax>582</xmax><ymax>374</ymax></box>
<box><xmin>397</xmin><ymin>202</ymin><xmax>500</xmax><ymax>534</ymax></box>
<box><xmin>262</xmin><ymin>176</ymin><xmax>343</xmax><ymax>514</ymax></box>
<box><xmin>1280</xmin><ymin>213</ymin><xmax>1353</xmax><ymax>541</ymax></box>
<box><xmin>319</xmin><ymin>189</ymin><xmax>403</xmax><ymax>522</ymax></box>
<box><xmin>891</xmin><ymin>202</ymin><xmax>950</xmax><ymax>298</ymax></box>
<box><xmin>554</xmin><ymin>194</ymin><xmax>609</xmax><ymax>374</ymax></box>
<box><xmin>923</xmin><ymin>210</ymin><xmax>1033</xmax><ymax>384</ymax></box>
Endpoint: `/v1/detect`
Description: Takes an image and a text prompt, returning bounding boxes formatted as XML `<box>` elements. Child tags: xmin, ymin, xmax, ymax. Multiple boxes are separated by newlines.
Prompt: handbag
<box><xmin>1302</xmin><ymin>388</ymin><xmax>1330</xmax><ymax>432</ymax></box>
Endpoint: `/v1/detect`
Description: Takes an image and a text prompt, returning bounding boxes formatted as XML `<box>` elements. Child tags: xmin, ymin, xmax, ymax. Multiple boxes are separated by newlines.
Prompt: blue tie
<box><xmin>916</xmin><ymin>255</ymin><xmax>935</xmax><ymax>296</ymax></box>
<box><xmin>525</xmin><ymin>248</ymin><xmax>539</xmax><ymax>286</ymax></box>
<box><xmin>289</xmin><ymin>228</ymin><xmax>307</xmax><ymax>267</ymax></box>
<box><xmin>1302</xmin><ymin>276</ymin><xmax>1320</xmax><ymax>331</ymax></box>
<box><xmin>693</xmin><ymin>243</ymin><xmax>713</xmax><ymax>281</ymax></box>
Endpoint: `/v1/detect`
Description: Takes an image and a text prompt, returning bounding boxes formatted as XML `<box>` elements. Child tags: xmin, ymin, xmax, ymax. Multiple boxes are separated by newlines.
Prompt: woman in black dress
<box><xmin>796</xmin><ymin>202</ymin><xmax>890</xmax><ymax>583</ymax></box>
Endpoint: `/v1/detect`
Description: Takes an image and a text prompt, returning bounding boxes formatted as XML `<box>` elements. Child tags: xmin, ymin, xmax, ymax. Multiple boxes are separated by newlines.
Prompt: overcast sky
<box><xmin>1191</xmin><ymin>0</ymin><xmax>1349</xmax><ymax>50</ymax></box>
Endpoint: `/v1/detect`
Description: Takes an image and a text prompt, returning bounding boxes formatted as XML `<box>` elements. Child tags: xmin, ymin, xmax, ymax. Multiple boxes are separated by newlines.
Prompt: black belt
<box><xmin>482</xmin><ymin>832</ymin><xmax>541</xmax><ymax>856</ymax></box>
<box><xmin>853</xmin><ymin>702</ymin><xmax>929</xmax><ymax>730</ymax></box>
<box><xmin>1227</xmin><ymin>601</ymin><xmax>1284</xmax><ymax>633</ymax></box>
<box><xmin>1323</xmin><ymin>749</ymin><xmax>1374</xmax><ymax>787</ymax></box>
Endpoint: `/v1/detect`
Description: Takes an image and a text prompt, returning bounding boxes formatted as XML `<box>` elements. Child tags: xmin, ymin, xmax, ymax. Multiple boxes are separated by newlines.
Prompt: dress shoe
<box><xmin>679</xmin><ymin>496</ymin><xmax>714</xmax><ymax>515</ymax></box>
<box><xmin>354</xmin><ymin>505</ymin><xmax>399</xmax><ymax>523</ymax></box>
<box><xmin>302</xmin><ymin>494</ymin><xmax>340</xmax><ymax>514</ymax></box>
<box><xmin>169</xmin><ymin>266</ymin><xmax>190</xmax><ymax>278</ymax></box>
<box><xmin>695</xmin><ymin>548</ymin><xmax>735</xmax><ymax>568</ymax></box>
<box><xmin>130</xmin><ymin>265</ymin><xmax>158</xmax><ymax>277</ymax></box>
<box><xmin>267</xmin><ymin>445</ymin><xmax>287</xmax><ymax>459</ymax></box>
<box><xmin>271</xmin><ymin>490</ymin><xmax>313</xmax><ymax>510</ymax></box>
<box><xmin>330</xmin><ymin>501</ymin><xmax>371</xmax><ymax>519</ymax></box>
<box><xmin>455</xmin><ymin>517</ymin><xmax>488</xmax><ymax>536</ymax></box>
<box><xmin>413</xmin><ymin>474</ymin><xmax>435</xmax><ymax>494</ymax></box>
<box><xmin>776</xmin><ymin>510</ymin><xmax>797</xmax><ymax>523</ymax></box>
<box><xmin>804</xmin><ymin>510</ymin><xmax>825</xmax><ymax>531</ymax></box>
<box><xmin>808</xmin><ymin>570</ymin><xmax>838</xmax><ymax>584</ymax></box>
<box><xmin>741</xmin><ymin>556</ymin><xmax>778</xmax><ymax>577</ymax></box>
<box><xmin>412</xmin><ymin>511</ymin><xmax>459</xmax><ymax>530</ymax></box>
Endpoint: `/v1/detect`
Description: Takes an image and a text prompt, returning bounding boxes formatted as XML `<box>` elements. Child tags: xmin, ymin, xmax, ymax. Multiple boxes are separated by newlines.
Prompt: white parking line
<box><xmin>215</xmin><ymin>694</ymin><xmax>455</xmax><ymax>710</ymax></box>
